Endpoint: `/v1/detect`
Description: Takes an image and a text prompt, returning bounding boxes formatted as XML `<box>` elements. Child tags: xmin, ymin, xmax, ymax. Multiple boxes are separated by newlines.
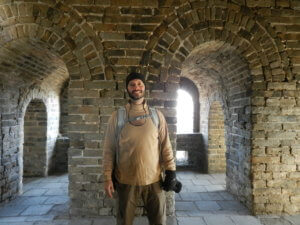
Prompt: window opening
<box><xmin>176</xmin><ymin>89</ymin><xmax>194</xmax><ymax>134</ymax></box>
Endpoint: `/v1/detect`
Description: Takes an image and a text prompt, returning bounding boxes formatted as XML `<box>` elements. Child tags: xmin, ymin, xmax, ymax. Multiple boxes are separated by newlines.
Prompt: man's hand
<box><xmin>162</xmin><ymin>170</ymin><xmax>182</xmax><ymax>193</ymax></box>
<box><xmin>105</xmin><ymin>180</ymin><xmax>115</xmax><ymax>198</ymax></box>
<box><xmin>162</xmin><ymin>170</ymin><xmax>177</xmax><ymax>191</ymax></box>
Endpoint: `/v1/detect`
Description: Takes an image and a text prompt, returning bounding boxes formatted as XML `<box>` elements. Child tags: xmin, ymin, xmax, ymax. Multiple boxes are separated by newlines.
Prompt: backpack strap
<box><xmin>116</xmin><ymin>106</ymin><xmax>126</xmax><ymax>140</ymax></box>
<box><xmin>149</xmin><ymin>107</ymin><xmax>160</xmax><ymax>129</ymax></box>
<box><xmin>115</xmin><ymin>106</ymin><xmax>126</xmax><ymax>164</ymax></box>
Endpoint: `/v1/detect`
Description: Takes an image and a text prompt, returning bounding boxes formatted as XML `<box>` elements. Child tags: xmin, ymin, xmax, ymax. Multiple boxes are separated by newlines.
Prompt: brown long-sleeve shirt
<box><xmin>103</xmin><ymin>102</ymin><xmax>176</xmax><ymax>185</ymax></box>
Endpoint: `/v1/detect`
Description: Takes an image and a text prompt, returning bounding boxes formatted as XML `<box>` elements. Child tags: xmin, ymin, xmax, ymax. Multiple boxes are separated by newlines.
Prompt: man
<box><xmin>103</xmin><ymin>72</ymin><xmax>180</xmax><ymax>225</ymax></box>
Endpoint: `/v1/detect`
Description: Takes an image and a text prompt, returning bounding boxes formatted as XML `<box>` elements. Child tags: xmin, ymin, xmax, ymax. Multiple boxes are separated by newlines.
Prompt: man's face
<box><xmin>127</xmin><ymin>79</ymin><xmax>145</xmax><ymax>101</ymax></box>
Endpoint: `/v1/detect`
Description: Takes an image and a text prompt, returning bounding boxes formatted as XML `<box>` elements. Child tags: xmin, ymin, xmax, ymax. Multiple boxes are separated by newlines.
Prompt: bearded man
<box><xmin>103</xmin><ymin>72</ymin><xmax>181</xmax><ymax>225</ymax></box>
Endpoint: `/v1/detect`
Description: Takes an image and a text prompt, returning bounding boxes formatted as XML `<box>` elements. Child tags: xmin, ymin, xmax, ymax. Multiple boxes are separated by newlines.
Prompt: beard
<box><xmin>128</xmin><ymin>90</ymin><xmax>144</xmax><ymax>100</ymax></box>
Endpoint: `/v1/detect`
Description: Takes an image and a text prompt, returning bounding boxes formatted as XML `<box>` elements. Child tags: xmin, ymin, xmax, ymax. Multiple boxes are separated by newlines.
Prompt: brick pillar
<box><xmin>208</xmin><ymin>101</ymin><xmax>226</xmax><ymax>173</ymax></box>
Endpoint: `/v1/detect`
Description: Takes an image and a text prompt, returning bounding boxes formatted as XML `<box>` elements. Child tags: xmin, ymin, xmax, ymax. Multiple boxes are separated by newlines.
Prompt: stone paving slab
<box><xmin>285</xmin><ymin>215</ymin><xmax>300</xmax><ymax>225</ymax></box>
<box><xmin>193</xmin><ymin>174</ymin><xmax>214</xmax><ymax>180</ymax></box>
<box><xmin>213</xmin><ymin>209</ymin><xmax>249</xmax><ymax>215</ymax></box>
<box><xmin>11</xmin><ymin>196</ymin><xmax>49</xmax><ymax>205</ymax></box>
<box><xmin>0</xmin><ymin>222</ymin><xmax>34</xmax><ymax>225</ymax></box>
<box><xmin>203</xmin><ymin>215</ymin><xmax>235</xmax><ymax>225</ymax></box>
<box><xmin>133</xmin><ymin>217</ymin><xmax>148</xmax><ymax>225</ymax></box>
<box><xmin>217</xmin><ymin>200</ymin><xmax>248</xmax><ymax>211</ymax></box>
<box><xmin>184</xmin><ymin>185</ymin><xmax>207</xmax><ymax>192</ymax></box>
<box><xmin>0</xmin><ymin>205</ymin><xmax>28</xmax><ymax>216</ymax></box>
<box><xmin>92</xmin><ymin>216</ymin><xmax>116</xmax><ymax>225</ymax></box>
<box><xmin>178</xmin><ymin>180</ymin><xmax>194</xmax><ymax>186</ymax></box>
<box><xmin>192</xmin><ymin>179</ymin><xmax>211</xmax><ymax>185</ymax></box>
<box><xmin>177</xmin><ymin>210</ymin><xmax>214</xmax><ymax>216</ymax></box>
<box><xmin>44</xmin><ymin>189</ymin><xmax>67</xmax><ymax>196</ymax></box>
<box><xmin>219</xmin><ymin>191</ymin><xmax>236</xmax><ymax>200</ymax></box>
<box><xmin>167</xmin><ymin>216</ymin><xmax>178</xmax><ymax>225</ymax></box>
<box><xmin>23</xmin><ymin>189</ymin><xmax>48</xmax><ymax>197</ymax></box>
<box><xmin>198</xmin><ymin>192</ymin><xmax>224</xmax><ymax>200</ymax></box>
<box><xmin>47</xmin><ymin>205</ymin><xmax>69</xmax><ymax>219</ymax></box>
<box><xmin>40</xmin><ymin>177</ymin><xmax>64</xmax><ymax>183</ymax></box>
<box><xmin>21</xmin><ymin>205</ymin><xmax>53</xmax><ymax>216</ymax></box>
<box><xmin>231</xmin><ymin>215</ymin><xmax>263</xmax><ymax>225</ymax></box>
<box><xmin>34</xmin><ymin>220</ymin><xmax>69</xmax><ymax>225</ymax></box>
<box><xmin>26</xmin><ymin>215</ymin><xmax>55</xmax><ymax>222</ymax></box>
<box><xmin>0</xmin><ymin>216</ymin><xmax>28</xmax><ymax>222</ymax></box>
<box><xmin>195</xmin><ymin>200</ymin><xmax>222</xmax><ymax>211</ymax></box>
<box><xmin>210</xmin><ymin>174</ymin><xmax>226</xmax><ymax>179</ymax></box>
<box><xmin>175</xmin><ymin>201</ymin><xmax>198</xmax><ymax>211</ymax></box>
<box><xmin>175</xmin><ymin>193</ymin><xmax>182</xmax><ymax>201</ymax></box>
<box><xmin>179</xmin><ymin>192</ymin><xmax>203</xmax><ymax>201</ymax></box>
<box><xmin>177</xmin><ymin>217</ymin><xmax>206</xmax><ymax>225</ymax></box>
<box><xmin>44</xmin><ymin>196</ymin><xmax>69</xmax><ymax>204</ymax></box>
<box><xmin>209</xmin><ymin>179</ymin><xmax>226</xmax><ymax>185</ymax></box>
<box><xmin>66</xmin><ymin>218</ymin><xmax>92</xmax><ymax>225</ymax></box>
<box><xmin>203</xmin><ymin>184</ymin><xmax>225</xmax><ymax>192</ymax></box>
<box><xmin>259</xmin><ymin>217</ymin><xmax>293</xmax><ymax>225</ymax></box>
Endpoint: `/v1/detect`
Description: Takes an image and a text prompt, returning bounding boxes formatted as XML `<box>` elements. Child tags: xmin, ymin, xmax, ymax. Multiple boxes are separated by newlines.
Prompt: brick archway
<box><xmin>143</xmin><ymin>2</ymin><xmax>292</xmax><ymax>215</ymax></box>
<box><xmin>0</xmin><ymin>2</ymin><xmax>106</xmax><ymax>213</ymax></box>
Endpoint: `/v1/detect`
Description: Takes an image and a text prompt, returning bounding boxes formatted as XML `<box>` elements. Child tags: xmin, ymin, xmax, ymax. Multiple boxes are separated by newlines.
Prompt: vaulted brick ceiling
<box><xmin>0</xmin><ymin>38</ymin><xmax>68</xmax><ymax>90</ymax></box>
<box><xmin>182</xmin><ymin>41</ymin><xmax>250</xmax><ymax>96</ymax></box>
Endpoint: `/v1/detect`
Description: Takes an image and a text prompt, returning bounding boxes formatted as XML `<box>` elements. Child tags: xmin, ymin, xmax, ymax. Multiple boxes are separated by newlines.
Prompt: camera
<box><xmin>162</xmin><ymin>178</ymin><xmax>182</xmax><ymax>193</ymax></box>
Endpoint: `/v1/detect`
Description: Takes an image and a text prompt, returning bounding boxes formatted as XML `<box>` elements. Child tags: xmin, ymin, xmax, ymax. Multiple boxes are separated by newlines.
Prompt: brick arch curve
<box><xmin>144</xmin><ymin>3</ymin><xmax>288</xmax><ymax>82</ymax></box>
<box><xmin>0</xmin><ymin>1</ymin><xmax>105</xmax><ymax>80</ymax></box>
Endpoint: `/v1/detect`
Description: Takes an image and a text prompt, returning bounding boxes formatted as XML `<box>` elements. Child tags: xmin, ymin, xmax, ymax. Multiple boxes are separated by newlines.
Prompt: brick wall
<box><xmin>0</xmin><ymin>89</ymin><xmax>20</xmax><ymax>203</ymax></box>
<box><xmin>59</xmin><ymin>80</ymin><xmax>69</xmax><ymax>136</ymax></box>
<box><xmin>51</xmin><ymin>136</ymin><xmax>69</xmax><ymax>173</ymax></box>
<box><xmin>176</xmin><ymin>133</ymin><xmax>205</xmax><ymax>170</ymax></box>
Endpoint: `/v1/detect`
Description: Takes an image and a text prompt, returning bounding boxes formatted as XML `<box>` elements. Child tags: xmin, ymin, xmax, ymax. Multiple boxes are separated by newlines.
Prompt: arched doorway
<box><xmin>23</xmin><ymin>99</ymin><xmax>47</xmax><ymax>177</ymax></box>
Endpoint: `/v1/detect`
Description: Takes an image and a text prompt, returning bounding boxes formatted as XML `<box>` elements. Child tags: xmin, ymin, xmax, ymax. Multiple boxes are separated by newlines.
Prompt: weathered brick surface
<box><xmin>0</xmin><ymin>0</ymin><xmax>299</xmax><ymax>217</ymax></box>
<box><xmin>23</xmin><ymin>100</ymin><xmax>47</xmax><ymax>177</ymax></box>
<box><xmin>176</xmin><ymin>134</ymin><xmax>204</xmax><ymax>170</ymax></box>
<box><xmin>208</xmin><ymin>101</ymin><xmax>226</xmax><ymax>173</ymax></box>
<box><xmin>51</xmin><ymin>136</ymin><xmax>69</xmax><ymax>173</ymax></box>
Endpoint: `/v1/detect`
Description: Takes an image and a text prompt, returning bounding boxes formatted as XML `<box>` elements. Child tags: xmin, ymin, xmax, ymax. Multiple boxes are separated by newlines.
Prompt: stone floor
<box><xmin>0</xmin><ymin>170</ymin><xmax>299</xmax><ymax>225</ymax></box>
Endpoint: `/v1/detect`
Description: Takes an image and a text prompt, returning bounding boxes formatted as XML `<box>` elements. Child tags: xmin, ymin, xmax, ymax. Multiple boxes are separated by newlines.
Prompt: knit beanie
<box><xmin>125</xmin><ymin>72</ymin><xmax>145</xmax><ymax>88</ymax></box>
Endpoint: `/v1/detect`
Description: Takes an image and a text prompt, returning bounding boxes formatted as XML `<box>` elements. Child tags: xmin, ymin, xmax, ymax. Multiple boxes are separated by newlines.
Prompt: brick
<box><xmin>252</xmin><ymin>156</ymin><xmax>280</xmax><ymax>164</ymax></box>
<box><xmin>268</xmin><ymin>82</ymin><xmax>297</xmax><ymax>90</ymax></box>
<box><xmin>84</xmin><ymin>81</ymin><xmax>116</xmax><ymax>89</ymax></box>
